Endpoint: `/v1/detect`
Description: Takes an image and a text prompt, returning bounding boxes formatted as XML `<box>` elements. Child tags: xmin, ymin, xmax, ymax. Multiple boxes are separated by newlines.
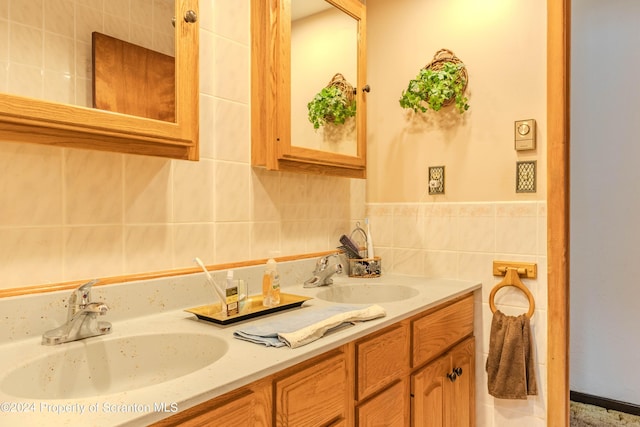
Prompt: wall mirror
<box><xmin>0</xmin><ymin>0</ymin><xmax>199</xmax><ymax>160</ymax></box>
<box><xmin>251</xmin><ymin>0</ymin><xmax>367</xmax><ymax>178</ymax></box>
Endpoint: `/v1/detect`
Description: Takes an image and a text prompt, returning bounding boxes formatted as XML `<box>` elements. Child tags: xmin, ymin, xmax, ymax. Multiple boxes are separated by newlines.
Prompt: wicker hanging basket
<box><xmin>324</xmin><ymin>73</ymin><xmax>355</xmax><ymax>123</ymax></box>
<box><xmin>422</xmin><ymin>49</ymin><xmax>468</xmax><ymax>107</ymax></box>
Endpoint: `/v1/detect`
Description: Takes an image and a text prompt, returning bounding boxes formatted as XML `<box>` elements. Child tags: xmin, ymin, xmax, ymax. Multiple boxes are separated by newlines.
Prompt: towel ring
<box><xmin>489</xmin><ymin>267</ymin><xmax>535</xmax><ymax>318</ymax></box>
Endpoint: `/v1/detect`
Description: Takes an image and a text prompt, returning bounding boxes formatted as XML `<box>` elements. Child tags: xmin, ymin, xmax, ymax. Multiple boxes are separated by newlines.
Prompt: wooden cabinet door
<box><xmin>446</xmin><ymin>337</ymin><xmax>475</xmax><ymax>427</ymax></box>
<box><xmin>411</xmin><ymin>352</ymin><xmax>449</xmax><ymax>427</ymax></box>
<box><xmin>275</xmin><ymin>350</ymin><xmax>349</xmax><ymax>426</ymax></box>
<box><xmin>411</xmin><ymin>337</ymin><xmax>475</xmax><ymax>427</ymax></box>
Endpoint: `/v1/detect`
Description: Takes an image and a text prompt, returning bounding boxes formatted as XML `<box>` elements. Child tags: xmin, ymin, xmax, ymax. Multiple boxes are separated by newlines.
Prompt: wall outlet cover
<box><xmin>428</xmin><ymin>166</ymin><xmax>445</xmax><ymax>195</ymax></box>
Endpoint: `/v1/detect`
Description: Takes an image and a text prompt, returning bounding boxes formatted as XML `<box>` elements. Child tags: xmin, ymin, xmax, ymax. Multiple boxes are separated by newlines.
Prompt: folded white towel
<box><xmin>233</xmin><ymin>304</ymin><xmax>386</xmax><ymax>348</ymax></box>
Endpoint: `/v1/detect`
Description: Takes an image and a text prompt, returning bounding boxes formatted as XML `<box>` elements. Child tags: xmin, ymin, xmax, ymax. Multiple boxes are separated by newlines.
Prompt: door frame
<box><xmin>547</xmin><ymin>0</ymin><xmax>570</xmax><ymax>425</ymax></box>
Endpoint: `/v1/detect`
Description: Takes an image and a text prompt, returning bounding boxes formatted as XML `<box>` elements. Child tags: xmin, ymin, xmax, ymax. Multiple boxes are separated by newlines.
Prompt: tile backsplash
<box><xmin>0</xmin><ymin>0</ymin><xmax>365</xmax><ymax>290</ymax></box>
<box><xmin>0</xmin><ymin>0</ymin><xmax>175</xmax><ymax>105</ymax></box>
<box><xmin>368</xmin><ymin>200</ymin><xmax>548</xmax><ymax>425</ymax></box>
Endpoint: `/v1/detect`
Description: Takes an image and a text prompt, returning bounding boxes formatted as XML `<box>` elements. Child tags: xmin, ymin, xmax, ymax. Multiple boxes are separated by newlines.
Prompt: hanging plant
<box><xmin>399</xmin><ymin>49</ymin><xmax>469</xmax><ymax>114</ymax></box>
<box><xmin>307</xmin><ymin>73</ymin><xmax>357</xmax><ymax>129</ymax></box>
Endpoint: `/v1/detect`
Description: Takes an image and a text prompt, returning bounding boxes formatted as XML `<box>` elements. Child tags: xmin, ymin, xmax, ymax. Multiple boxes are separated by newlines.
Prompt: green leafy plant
<box><xmin>399</xmin><ymin>62</ymin><xmax>469</xmax><ymax>114</ymax></box>
<box><xmin>307</xmin><ymin>85</ymin><xmax>357</xmax><ymax>129</ymax></box>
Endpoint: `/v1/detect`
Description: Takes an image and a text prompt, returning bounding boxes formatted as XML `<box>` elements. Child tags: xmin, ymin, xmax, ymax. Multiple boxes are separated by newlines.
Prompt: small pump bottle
<box><xmin>262</xmin><ymin>258</ymin><xmax>280</xmax><ymax>307</ymax></box>
<box><xmin>225</xmin><ymin>270</ymin><xmax>239</xmax><ymax>316</ymax></box>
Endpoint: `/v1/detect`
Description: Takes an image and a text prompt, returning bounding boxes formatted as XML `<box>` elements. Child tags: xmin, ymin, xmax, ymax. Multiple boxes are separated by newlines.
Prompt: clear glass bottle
<box><xmin>262</xmin><ymin>258</ymin><xmax>280</xmax><ymax>307</ymax></box>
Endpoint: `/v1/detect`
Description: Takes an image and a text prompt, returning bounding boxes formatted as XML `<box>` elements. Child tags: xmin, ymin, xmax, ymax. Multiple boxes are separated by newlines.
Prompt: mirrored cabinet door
<box><xmin>0</xmin><ymin>0</ymin><xmax>199</xmax><ymax>160</ymax></box>
<box><xmin>251</xmin><ymin>0</ymin><xmax>367</xmax><ymax>178</ymax></box>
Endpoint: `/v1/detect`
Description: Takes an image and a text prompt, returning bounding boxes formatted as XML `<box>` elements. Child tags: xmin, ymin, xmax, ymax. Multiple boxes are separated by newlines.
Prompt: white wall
<box><xmin>570</xmin><ymin>0</ymin><xmax>640</xmax><ymax>406</ymax></box>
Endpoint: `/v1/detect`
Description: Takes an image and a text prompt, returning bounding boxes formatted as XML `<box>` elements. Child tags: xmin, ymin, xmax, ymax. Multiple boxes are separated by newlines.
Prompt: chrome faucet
<box><xmin>42</xmin><ymin>280</ymin><xmax>112</xmax><ymax>345</ymax></box>
<box><xmin>303</xmin><ymin>254</ymin><xmax>344</xmax><ymax>288</ymax></box>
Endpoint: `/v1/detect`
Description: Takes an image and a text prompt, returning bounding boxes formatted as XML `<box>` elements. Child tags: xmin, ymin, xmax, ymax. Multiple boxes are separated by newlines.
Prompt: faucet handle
<box><xmin>68</xmin><ymin>279</ymin><xmax>99</xmax><ymax>317</ymax></box>
<box><xmin>315</xmin><ymin>253</ymin><xmax>340</xmax><ymax>271</ymax></box>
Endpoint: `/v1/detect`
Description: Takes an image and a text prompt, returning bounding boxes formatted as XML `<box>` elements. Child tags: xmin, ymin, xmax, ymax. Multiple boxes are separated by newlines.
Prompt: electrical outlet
<box><xmin>428</xmin><ymin>166</ymin><xmax>445</xmax><ymax>194</ymax></box>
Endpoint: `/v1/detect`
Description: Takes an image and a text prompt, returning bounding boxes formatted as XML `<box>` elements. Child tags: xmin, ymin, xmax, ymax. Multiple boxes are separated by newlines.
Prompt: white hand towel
<box><xmin>234</xmin><ymin>304</ymin><xmax>386</xmax><ymax>348</ymax></box>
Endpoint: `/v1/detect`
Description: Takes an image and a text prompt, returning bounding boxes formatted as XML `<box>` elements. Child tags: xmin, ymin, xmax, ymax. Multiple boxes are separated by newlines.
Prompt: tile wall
<box><xmin>368</xmin><ymin>201</ymin><xmax>548</xmax><ymax>427</ymax></box>
<box><xmin>0</xmin><ymin>0</ymin><xmax>365</xmax><ymax>290</ymax></box>
<box><xmin>0</xmin><ymin>0</ymin><xmax>174</xmax><ymax>106</ymax></box>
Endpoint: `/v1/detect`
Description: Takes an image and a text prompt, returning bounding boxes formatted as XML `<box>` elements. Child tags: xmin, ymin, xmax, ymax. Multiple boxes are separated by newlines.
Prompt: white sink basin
<box><xmin>1</xmin><ymin>332</ymin><xmax>227</xmax><ymax>400</ymax></box>
<box><xmin>315</xmin><ymin>284</ymin><xmax>419</xmax><ymax>304</ymax></box>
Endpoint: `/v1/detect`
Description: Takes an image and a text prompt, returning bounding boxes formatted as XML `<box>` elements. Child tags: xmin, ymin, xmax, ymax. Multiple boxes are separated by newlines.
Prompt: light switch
<box><xmin>514</xmin><ymin>119</ymin><xmax>536</xmax><ymax>151</ymax></box>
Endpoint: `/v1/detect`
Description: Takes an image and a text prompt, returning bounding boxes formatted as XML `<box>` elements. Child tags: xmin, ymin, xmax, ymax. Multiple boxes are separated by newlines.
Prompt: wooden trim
<box><xmin>547</xmin><ymin>0</ymin><xmax>571</xmax><ymax>425</ymax></box>
<box><xmin>0</xmin><ymin>250</ymin><xmax>336</xmax><ymax>299</ymax></box>
<box><xmin>570</xmin><ymin>391</ymin><xmax>640</xmax><ymax>417</ymax></box>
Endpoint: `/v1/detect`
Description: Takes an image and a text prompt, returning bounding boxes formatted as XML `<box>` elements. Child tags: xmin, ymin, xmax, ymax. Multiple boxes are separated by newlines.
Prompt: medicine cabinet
<box><xmin>0</xmin><ymin>0</ymin><xmax>199</xmax><ymax>160</ymax></box>
<box><xmin>251</xmin><ymin>0</ymin><xmax>368</xmax><ymax>178</ymax></box>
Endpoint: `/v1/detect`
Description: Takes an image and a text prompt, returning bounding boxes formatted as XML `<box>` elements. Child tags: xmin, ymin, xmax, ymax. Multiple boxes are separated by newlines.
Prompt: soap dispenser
<box><xmin>225</xmin><ymin>270</ymin><xmax>239</xmax><ymax>316</ymax></box>
<box><xmin>262</xmin><ymin>258</ymin><xmax>281</xmax><ymax>307</ymax></box>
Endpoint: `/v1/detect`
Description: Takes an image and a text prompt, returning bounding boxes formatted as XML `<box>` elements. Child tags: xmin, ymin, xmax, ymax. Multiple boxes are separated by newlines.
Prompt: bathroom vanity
<box><xmin>152</xmin><ymin>292</ymin><xmax>475</xmax><ymax>427</ymax></box>
<box><xmin>0</xmin><ymin>262</ymin><xmax>479</xmax><ymax>427</ymax></box>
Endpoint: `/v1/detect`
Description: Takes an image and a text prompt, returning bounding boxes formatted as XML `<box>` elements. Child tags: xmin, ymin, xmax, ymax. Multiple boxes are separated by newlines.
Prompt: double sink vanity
<box><xmin>0</xmin><ymin>258</ymin><xmax>480</xmax><ymax>426</ymax></box>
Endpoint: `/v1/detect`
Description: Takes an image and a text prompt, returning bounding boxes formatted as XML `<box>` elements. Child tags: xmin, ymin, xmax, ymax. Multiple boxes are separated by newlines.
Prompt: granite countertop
<box><xmin>0</xmin><ymin>266</ymin><xmax>480</xmax><ymax>427</ymax></box>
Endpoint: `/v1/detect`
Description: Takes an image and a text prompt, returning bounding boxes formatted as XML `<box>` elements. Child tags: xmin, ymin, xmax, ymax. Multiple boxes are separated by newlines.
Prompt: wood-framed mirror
<box><xmin>0</xmin><ymin>0</ymin><xmax>199</xmax><ymax>161</ymax></box>
<box><xmin>251</xmin><ymin>0</ymin><xmax>367</xmax><ymax>179</ymax></box>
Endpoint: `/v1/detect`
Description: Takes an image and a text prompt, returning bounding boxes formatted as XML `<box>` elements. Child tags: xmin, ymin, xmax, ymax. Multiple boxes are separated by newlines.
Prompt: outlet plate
<box><xmin>428</xmin><ymin>166</ymin><xmax>445</xmax><ymax>195</ymax></box>
<box><xmin>516</xmin><ymin>161</ymin><xmax>536</xmax><ymax>193</ymax></box>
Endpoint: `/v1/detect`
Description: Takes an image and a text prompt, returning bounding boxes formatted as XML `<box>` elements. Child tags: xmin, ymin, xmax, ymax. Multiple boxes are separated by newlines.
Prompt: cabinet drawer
<box><xmin>356</xmin><ymin>322</ymin><xmax>409</xmax><ymax>400</ymax></box>
<box><xmin>412</xmin><ymin>294</ymin><xmax>474</xmax><ymax>368</ymax></box>
<box><xmin>275</xmin><ymin>350</ymin><xmax>348</xmax><ymax>427</ymax></box>
<box><xmin>356</xmin><ymin>378</ymin><xmax>408</xmax><ymax>427</ymax></box>
<box><xmin>151</xmin><ymin>379</ymin><xmax>271</xmax><ymax>427</ymax></box>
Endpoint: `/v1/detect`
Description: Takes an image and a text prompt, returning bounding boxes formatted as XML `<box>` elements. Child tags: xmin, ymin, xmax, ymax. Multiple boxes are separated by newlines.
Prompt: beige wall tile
<box><xmin>9</xmin><ymin>24</ymin><xmax>42</xmax><ymax>68</ymax></box>
<box><xmin>215</xmin><ymin>222</ymin><xmax>251</xmax><ymax>263</ymax></box>
<box><xmin>64</xmin><ymin>149</ymin><xmax>123</xmax><ymax>225</ymax></box>
<box><xmin>44</xmin><ymin>0</ymin><xmax>74</xmax><ymax>37</ymax></box>
<box><xmin>0</xmin><ymin>0</ymin><xmax>8</xmax><ymax>19</ymax></box>
<box><xmin>124</xmin><ymin>156</ymin><xmax>172</xmax><ymax>224</ymax></box>
<box><xmin>212</xmin><ymin>0</ymin><xmax>249</xmax><ymax>46</ymax></box>
<box><xmin>174</xmin><ymin>223</ymin><xmax>215</xmax><ymax>266</ymax></box>
<box><xmin>251</xmin><ymin>221</ymin><xmax>280</xmax><ymax>259</ymax></box>
<box><xmin>423</xmin><ymin>250</ymin><xmax>457</xmax><ymax>279</ymax></box>
<box><xmin>215</xmin><ymin>161</ymin><xmax>251</xmax><ymax>222</ymax></box>
<box><xmin>213</xmin><ymin>36</ymin><xmax>249</xmax><ymax>102</ymax></box>
<box><xmin>124</xmin><ymin>224</ymin><xmax>172</xmax><ymax>273</ymax></box>
<box><xmin>0</xmin><ymin>227</ymin><xmax>63</xmax><ymax>289</ymax></box>
<box><xmin>64</xmin><ymin>225</ymin><xmax>123</xmax><ymax>278</ymax></box>
<box><xmin>199</xmin><ymin>93</ymin><xmax>216</xmax><ymax>159</ymax></box>
<box><xmin>252</xmin><ymin>169</ymin><xmax>281</xmax><ymax>222</ymax></box>
<box><xmin>0</xmin><ymin>143</ymin><xmax>62</xmax><ymax>226</ymax></box>
<box><xmin>173</xmin><ymin>158</ymin><xmax>214</xmax><ymax>223</ymax></box>
<box><xmin>392</xmin><ymin>205</ymin><xmax>424</xmax><ymax>249</ymax></box>
<box><xmin>391</xmin><ymin>248</ymin><xmax>423</xmax><ymax>276</ymax></box>
<box><xmin>9</xmin><ymin>0</ymin><xmax>42</xmax><ymax>28</ymax></box>
<box><xmin>214</xmin><ymin>99</ymin><xmax>250</xmax><ymax>162</ymax></box>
